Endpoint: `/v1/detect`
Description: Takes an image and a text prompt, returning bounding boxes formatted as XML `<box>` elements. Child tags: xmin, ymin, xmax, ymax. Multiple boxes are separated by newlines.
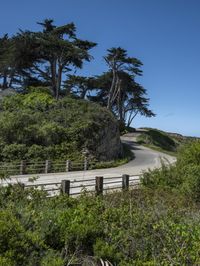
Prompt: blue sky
<box><xmin>1</xmin><ymin>0</ymin><xmax>200</xmax><ymax>136</ymax></box>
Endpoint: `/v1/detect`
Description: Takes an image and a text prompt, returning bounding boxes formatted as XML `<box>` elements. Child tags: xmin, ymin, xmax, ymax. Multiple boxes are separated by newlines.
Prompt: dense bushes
<box><xmin>1</xmin><ymin>185</ymin><xmax>200</xmax><ymax>265</ymax></box>
<box><xmin>142</xmin><ymin>140</ymin><xmax>200</xmax><ymax>200</ymax></box>
<box><xmin>0</xmin><ymin>90</ymin><xmax>122</xmax><ymax>162</ymax></box>
<box><xmin>1</xmin><ymin>141</ymin><xmax>200</xmax><ymax>265</ymax></box>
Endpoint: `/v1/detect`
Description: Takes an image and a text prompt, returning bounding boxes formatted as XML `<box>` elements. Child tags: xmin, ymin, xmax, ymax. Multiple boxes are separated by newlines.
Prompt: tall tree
<box><xmin>64</xmin><ymin>74</ymin><xmax>96</xmax><ymax>99</ymax></box>
<box><xmin>9</xmin><ymin>19</ymin><xmax>96</xmax><ymax>98</ymax></box>
<box><xmin>88</xmin><ymin>70</ymin><xmax>155</xmax><ymax>127</ymax></box>
<box><xmin>0</xmin><ymin>34</ymin><xmax>14</xmax><ymax>89</ymax></box>
<box><xmin>104</xmin><ymin>47</ymin><xmax>143</xmax><ymax>110</ymax></box>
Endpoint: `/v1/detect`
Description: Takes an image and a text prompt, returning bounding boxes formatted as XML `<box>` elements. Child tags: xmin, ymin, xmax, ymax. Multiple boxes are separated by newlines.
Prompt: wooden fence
<box><xmin>22</xmin><ymin>174</ymin><xmax>140</xmax><ymax>197</ymax></box>
<box><xmin>0</xmin><ymin>159</ymin><xmax>96</xmax><ymax>176</ymax></box>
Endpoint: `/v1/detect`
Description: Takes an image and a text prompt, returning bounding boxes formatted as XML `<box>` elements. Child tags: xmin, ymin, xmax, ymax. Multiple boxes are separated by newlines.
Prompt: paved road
<box><xmin>2</xmin><ymin>133</ymin><xmax>176</xmax><ymax>195</ymax></box>
<box><xmin>119</xmin><ymin>133</ymin><xmax>176</xmax><ymax>175</ymax></box>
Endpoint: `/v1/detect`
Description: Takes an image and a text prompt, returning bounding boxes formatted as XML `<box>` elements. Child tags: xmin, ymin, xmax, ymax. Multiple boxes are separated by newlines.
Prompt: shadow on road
<box><xmin>122</xmin><ymin>140</ymin><xmax>142</xmax><ymax>150</ymax></box>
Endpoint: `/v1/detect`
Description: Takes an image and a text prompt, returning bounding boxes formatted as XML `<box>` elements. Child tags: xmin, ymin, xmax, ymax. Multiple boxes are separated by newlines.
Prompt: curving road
<box><xmin>119</xmin><ymin>133</ymin><xmax>176</xmax><ymax>175</ymax></box>
<box><xmin>5</xmin><ymin>133</ymin><xmax>176</xmax><ymax>193</ymax></box>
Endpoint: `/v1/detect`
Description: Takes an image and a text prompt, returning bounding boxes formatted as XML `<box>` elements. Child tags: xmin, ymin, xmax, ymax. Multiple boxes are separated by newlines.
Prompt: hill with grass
<box><xmin>136</xmin><ymin>128</ymin><xmax>199</xmax><ymax>155</ymax></box>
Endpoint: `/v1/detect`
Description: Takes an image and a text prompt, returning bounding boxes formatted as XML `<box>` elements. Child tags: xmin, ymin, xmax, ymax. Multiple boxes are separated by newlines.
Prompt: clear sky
<box><xmin>1</xmin><ymin>0</ymin><xmax>200</xmax><ymax>136</ymax></box>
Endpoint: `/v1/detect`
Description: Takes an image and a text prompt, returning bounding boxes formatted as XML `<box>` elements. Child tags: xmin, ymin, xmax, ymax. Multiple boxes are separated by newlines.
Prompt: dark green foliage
<box><xmin>2</xmin><ymin>144</ymin><xmax>28</xmax><ymax>161</ymax></box>
<box><xmin>0</xmin><ymin>20</ymin><xmax>154</xmax><ymax>128</ymax></box>
<box><xmin>0</xmin><ymin>91</ymin><xmax>120</xmax><ymax>162</ymax></box>
<box><xmin>64</xmin><ymin>75</ymin><xmax>96</xmax><ymax>99</ymax></box>
<box><xmin>0</xmin><ymin>34</ymin><xmax>12</xmax><ymax>89</ymax></box>
<box><xmin>84</xmin><ymin>49</ymin><xmax>155</xmax><ymax>126</ymax></box>
<box><xmin>177</xmin><ymin>140</ymin><xmax>200</xmax><ymax>165</ymax></box>
<box><xmin>1</xmin><ymin>185</ymin><xmax>200</xmax><ymax>265</ymax></box>
<box><xmin>2</xmin><ymin>140</ymin><xmax>200</xmax><ymax>264</ymax></box>
<box><xmin>142</xmin><ymin>140</ymin><xmax>200</xmax><ymax>201</ymax></box>
<box><xmin>0</xmin><ymin>20</ymin><xmax>96</xmax><ymax>96</ymax></box>
<box><xmin>104</xmin><ymin>48</ymin><xmax>155</xmax><ymax>124</ymax></box>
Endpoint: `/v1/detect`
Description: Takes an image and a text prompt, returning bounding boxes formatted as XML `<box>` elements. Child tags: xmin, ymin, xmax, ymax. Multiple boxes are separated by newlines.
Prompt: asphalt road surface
<box><xmin>3</xmin><ymin>133</ymin><xmax>176</xmax><ymax>195</ymax></box>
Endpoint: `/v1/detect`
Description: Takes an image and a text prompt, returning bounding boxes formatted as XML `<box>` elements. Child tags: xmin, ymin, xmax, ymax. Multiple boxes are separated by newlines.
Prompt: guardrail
<box><xmin>20</xmin><ymin>174</ymin><xmax>141</xmax><ymax>197</ymax></box>
<box><xmin>0</xmin><ymin>159</ymin><xmax>97</xmax><ymax>176</ymax></box>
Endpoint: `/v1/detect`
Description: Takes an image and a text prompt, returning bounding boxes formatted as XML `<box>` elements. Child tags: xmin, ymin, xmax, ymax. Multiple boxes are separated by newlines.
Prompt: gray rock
<box><xmin>0</xmin><ymin>88</ymin><xmax>16</xmax><ymax>100</ymax></box>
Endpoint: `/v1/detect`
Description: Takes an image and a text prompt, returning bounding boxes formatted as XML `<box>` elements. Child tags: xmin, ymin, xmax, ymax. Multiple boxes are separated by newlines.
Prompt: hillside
<box><xmin>0</xmin><ymin>89</ymin><xmax>122</xmax><ymax>163</ymax></box>
<box><xmin>136</xmin><ymin>128</ymin><xmax>199</xmax><ymax>155</ymax></box>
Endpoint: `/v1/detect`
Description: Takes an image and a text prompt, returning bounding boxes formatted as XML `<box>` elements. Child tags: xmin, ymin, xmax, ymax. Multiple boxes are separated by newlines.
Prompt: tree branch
<box><xmin>32</xmin><ymin>64</ymin><xmax>51</xmax><ymax>80</ymax></box>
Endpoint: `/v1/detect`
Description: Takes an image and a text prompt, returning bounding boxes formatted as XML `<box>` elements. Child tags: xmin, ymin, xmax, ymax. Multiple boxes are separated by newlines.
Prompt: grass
<box><xmin>136</xmin><ymin>128</ymin><xmax>200</xmax><ymax>157</ymax></box>
<box><xmin>136</xmin><ymin>128</ymin><xmax>179</xmax><ymax>156</ymax></box>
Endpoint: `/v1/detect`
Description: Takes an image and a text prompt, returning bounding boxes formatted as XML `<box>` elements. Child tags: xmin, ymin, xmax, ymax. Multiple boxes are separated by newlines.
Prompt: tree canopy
<box><xmin>0</xmin><ymin>20</ymin><xmax>155</xmax><ymax>127</ymax></box>
<box><xmin>67</xmin><ymin>47</ymin><xmax>155</xmax><ymax>127</ymax></box>
<box><xmin>0</xmin><ymin>19</ymin><xmax>96</xmax><ymax>98</ymax></box>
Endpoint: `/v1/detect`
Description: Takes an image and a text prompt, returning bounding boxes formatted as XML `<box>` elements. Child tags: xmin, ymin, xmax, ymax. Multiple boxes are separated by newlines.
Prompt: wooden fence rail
<box><xmin>0</xmin><ymin>159</ymin><xmax>98</xmax><ymax>176</ymax></box>
<box><xmin>20</xmin><ymin>175</ymin><xmax>140</xmax><ymax>197</ymax></box>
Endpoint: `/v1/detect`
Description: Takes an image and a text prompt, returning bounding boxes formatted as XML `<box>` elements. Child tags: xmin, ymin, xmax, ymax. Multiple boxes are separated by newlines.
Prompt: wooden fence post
<box><xmin>84</xmin><ymin>158</ymin><xmax>88</xmax><ymax>171</ymax></box>
<box><xmin>66</xmin><ymin>160</ymin><xmax>71</xmax><ymax>172</ymax></box>
<box><xmin>45</xmin><ymin>160</ymin><xmax>51</xmax><ymax>173</ymax></box>
<box><xmin>95</xmin><ymin>176</ymin><xmax>103</xmax><ymax>196</ymax></box>
<box><xmin>122</xmin><ymin>174</ymin><xmax>129</xmax><ymax>190</ymax></box>
<box><xmin>18</xmin><ymin>182</ymin><xmax>25</xmax><ymax>190</ymax></box>
<box><xmin>61</xmin><ymin>180</ymin><xmax>70</xmax><ymax>196</ymax></box>
<box><xmin>20</xmin><ymin>160</ymin><xmax>26</xmax><ymax>175</ymax></box>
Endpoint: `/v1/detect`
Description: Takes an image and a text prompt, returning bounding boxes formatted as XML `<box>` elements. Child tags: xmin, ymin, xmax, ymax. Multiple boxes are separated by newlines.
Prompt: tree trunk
<box><xmin>111</xmin><ymin>75</ymin><xmax>120</xmax><ymax>105</ymax></box>
<box><xmin>80</xmin><ymin>89</ymin><xmax>87</xmax><ymax>99</ymax></box>
<box><xmin>118</xmin><ymin>86</ymin><xmax>124</xmax><ymax>123</ymax></box>
<box><xmin>127</xmin><ymin>110</ymin><xmax>138</xmax><ymax>127</ymax></box>
<box><xmin>107</xmin><ymin>69</ymin><xmax>116</xmax><ymax>110</ymax></box>
<box><xmin>50</xmin><ymin>59</ymin><xmax>57</xmax><ymax>98</ymax></box>
<box><xmin>56</xmin><ymin>65</ymin><xmax>62</xmax><ymax>100</ymax></box>
<box><xmin>8</xmin><ymin>68</ymin><xmax>15</xmax><ymax>88</ymax></box>
<box><xmin>2</xmin><ymin>70</ymin><xmax>8</xmax><ymax>89</ymax></box>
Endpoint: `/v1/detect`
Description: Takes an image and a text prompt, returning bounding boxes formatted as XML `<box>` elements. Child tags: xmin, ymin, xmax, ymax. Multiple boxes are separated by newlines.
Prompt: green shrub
<box><xmin>1</xmin><ymin>88</ymin><xmax>54</xmax><ymax>112</ymax></box>
<box><xmin>22</xmin><ymin>91</ymin><xmax>55</xmax><ymax>111</ymax></box>
<box><xmin>0</xmin><ymin>92</ymin><xmax>121</xmax><ymax>162</ymax></box>
<box><xmin>26</xmin><ymin>145</ymin><xmax>49</xmax><ymax>160</ymax></box>
<box><xmin>177</xmin><ymin>140</ymin><xmax>200</xmax><ymax>166</ymax></box>
<box><xmin>0</xmin><ymin>209</ymin><xmax>45</xmax><ymax>265</ymax></box>
<box><xmin>1</xmin><ymin>185</ymin><xmax>200</xmax><ymax>265</ymax></box>
<box><xmin>142</xmin><ymin>140</ymin><xmax>200</xmax><ymax>200</ymax></box>
<box><xmin>41</xmin><ymin>251</ymin><xmax>64</xmax><ymax>266</ymax></box>
<box><xmin>2</xmin><ymin>144</ymin><xmax>27</xmax><ymax>161</ymax></box>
